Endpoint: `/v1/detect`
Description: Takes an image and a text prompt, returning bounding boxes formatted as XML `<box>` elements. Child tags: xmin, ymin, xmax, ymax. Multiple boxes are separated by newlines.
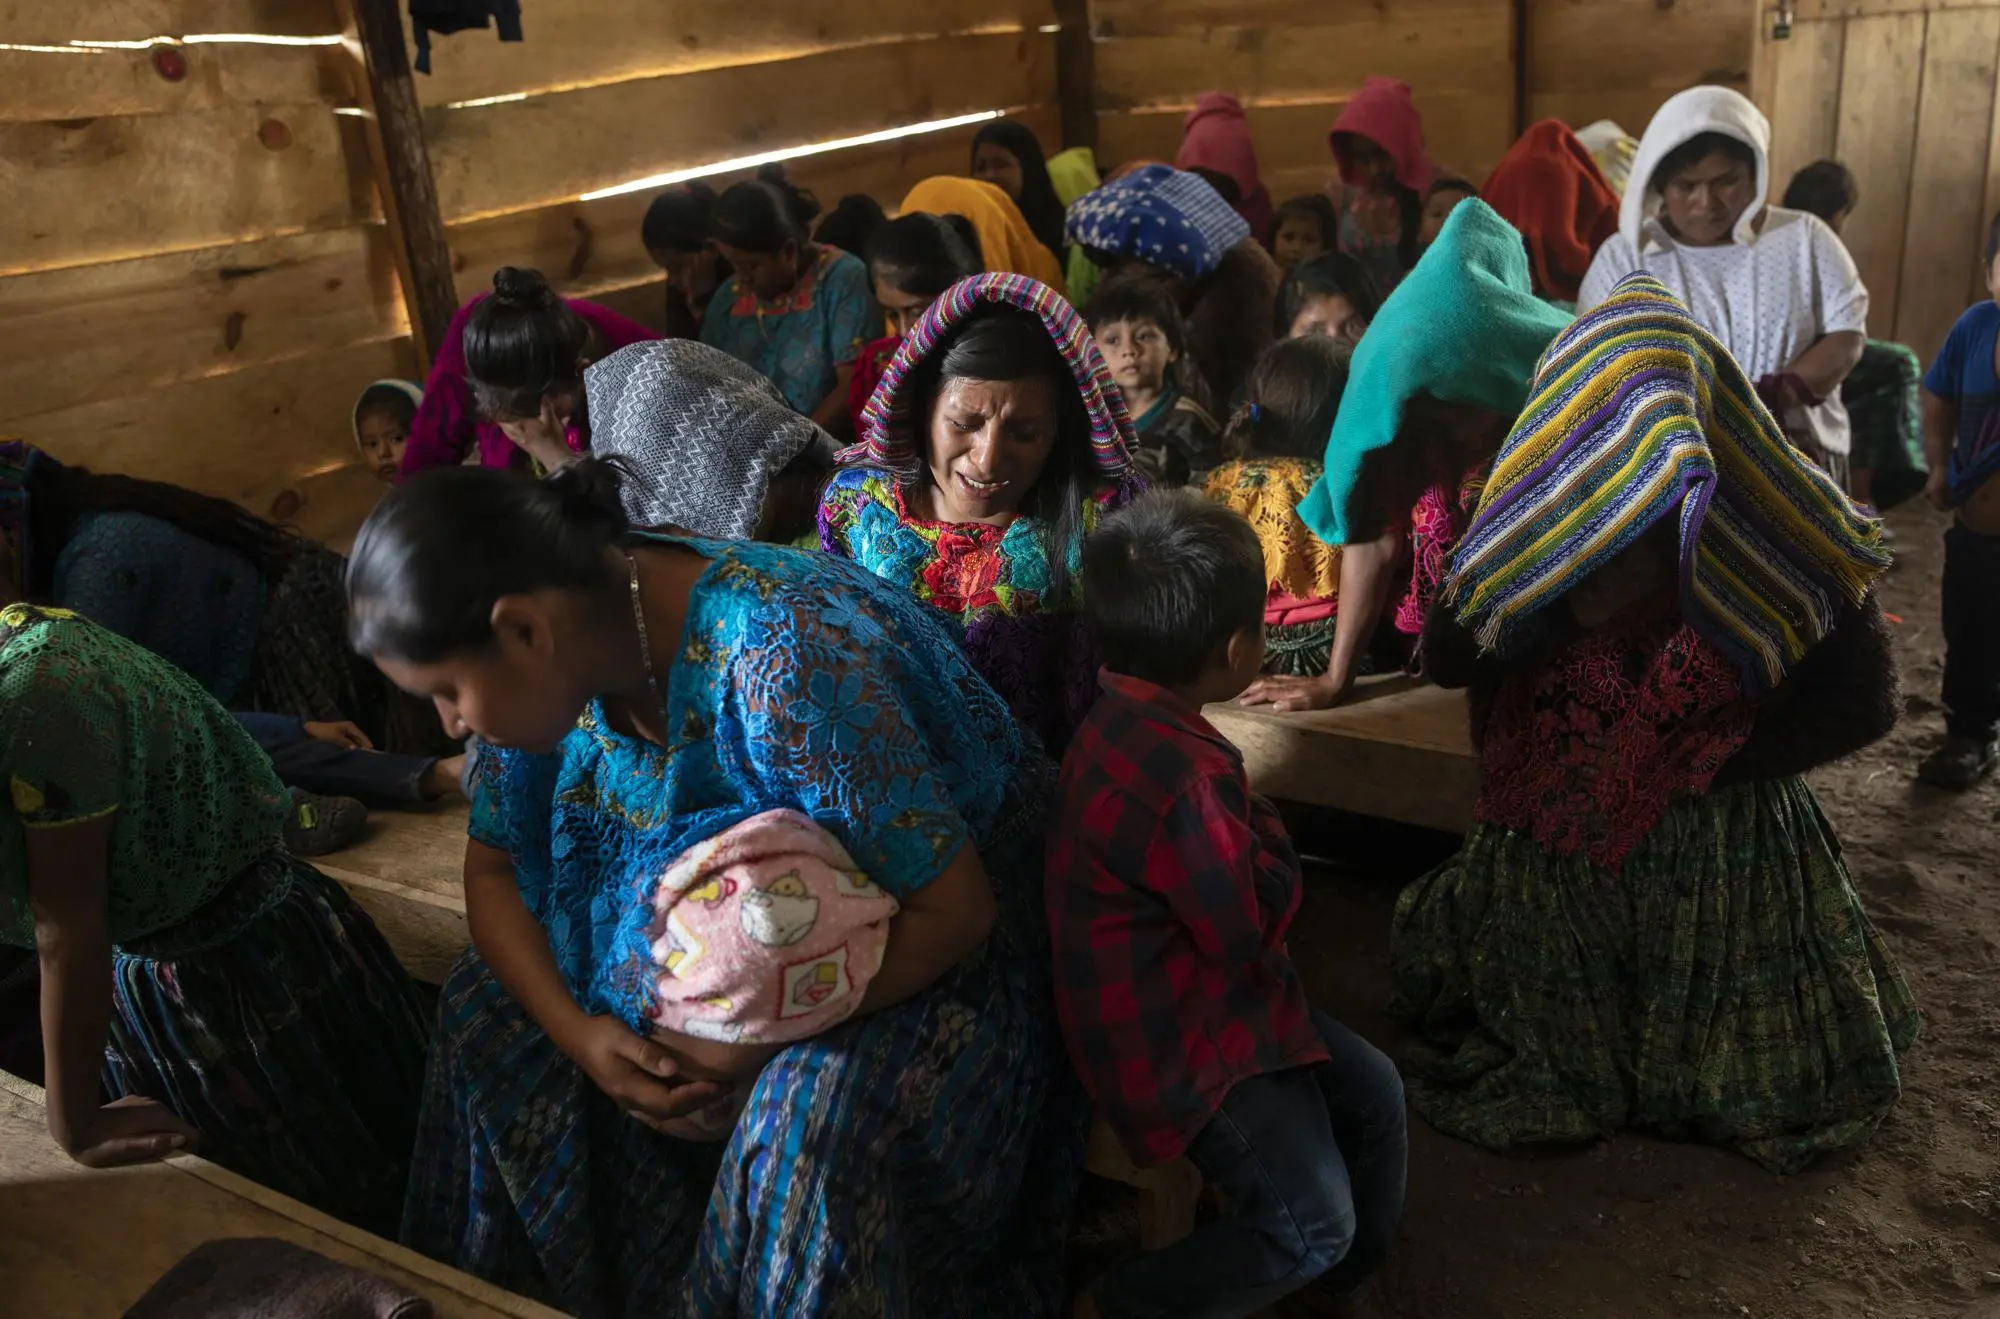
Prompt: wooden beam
<box><xmin>1054</xmin><ymin>0</ymin><xmax>1098</xmax><ymax>151</ymax></box>
<box><xmin>335</xmin><ymin>0</ymin><xmax>457</xmax><ymax>374</ymax></box>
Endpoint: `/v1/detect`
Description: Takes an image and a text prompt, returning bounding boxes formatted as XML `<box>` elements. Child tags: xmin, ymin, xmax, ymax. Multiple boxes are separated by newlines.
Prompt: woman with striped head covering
<box><xmin>1391</xmin><ymin>274</ymin><xmax>1918</xmax><ymax>1174</ymax></box>
<box><xmin>820</xmin><ymin>272</ymin><xmax>1142</xmax><ymax>752</ymax></box>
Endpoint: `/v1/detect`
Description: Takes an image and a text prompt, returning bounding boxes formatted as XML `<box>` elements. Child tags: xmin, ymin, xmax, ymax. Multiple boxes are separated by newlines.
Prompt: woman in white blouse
<box><xmin>1580</xmin><ymin>86</ymin><xmax>1869</xmax><ymax>487</ymax></box>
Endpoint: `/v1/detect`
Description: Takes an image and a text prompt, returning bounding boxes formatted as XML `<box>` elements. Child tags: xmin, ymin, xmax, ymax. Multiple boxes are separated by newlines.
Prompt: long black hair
<box><xmin>346</xmin><ymin>459</ymin><xmax>632</xmax><ymax>664</ymax></box>
<box><xmin>1222</xmin><ymin>335</ymin><xmax>1352</xmax><ymax>462</ymax></box>
<box><xmin>1781</xmin><ymin>160</ymin><xmax>1858</xmax><ymax>227</ymax></box>
<box><xmin>866</xmin><ymin>213</ymin><xmax>982</xmax><ymax>299</ymax></box>
<box><xmin>464</xmin><ymin>267</ymin><xmax>594</xmax><ymax>422</ymax></box>
<box><xmin>813</xmin><ymin>194</ymin><xmax>888</xmax><ymax>257</ymax></box>
<box><xmin>972</xmin><ymin>119</ymin><xmax>1068</xmax><ymax>259</ymax></box>
<box><xmin>907</xmin><ymin>305</ymin><xmax>1101</xmax><ymax>604</ymax></box>
<box><xmin>25</xmin><ymin>454</ymin><xmax>304</xmax><ymax>595</ymax></box>
<box><xmin>710</xmin><ymin>165</ymin><xmax>821</xmax><ymax>254</ymax></box>
<box><xmin>1274</xmin><ymin>251</ymin><xmax>1381</xmax><ymax>338</ymax></box>
<box><xmin>641</xmin><ymin>182</ymin><xmax>718</xmax><ymax>253</ymax></box>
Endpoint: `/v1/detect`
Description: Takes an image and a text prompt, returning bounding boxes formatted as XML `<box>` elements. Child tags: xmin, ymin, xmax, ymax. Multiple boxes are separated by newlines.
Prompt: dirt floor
<box><xmin>1283</xmin><ymin>498</ymin><xmax>2000</xmax><ymax>1319</ymax></box>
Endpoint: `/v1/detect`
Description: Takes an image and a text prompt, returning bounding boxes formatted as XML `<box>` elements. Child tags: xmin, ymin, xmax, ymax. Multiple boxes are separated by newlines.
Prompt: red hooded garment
<box><xmin>1480</xmin><ymin>119</ymin><xmax>1621</xmax><ymax>304</ymax></box>
<box><xmin>1176</xmin><ymin>92</ymin><xmax>1274</xmax><ymax>239</ymax></box>
<box><xmin>1328</xmin><ymin>78</ymin><xmax>1433</xmax><ymax>196</ymax></box>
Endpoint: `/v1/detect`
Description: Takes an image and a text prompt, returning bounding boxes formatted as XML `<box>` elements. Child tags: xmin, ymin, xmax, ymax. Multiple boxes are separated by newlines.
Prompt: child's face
<box><xmin>356</xmin><ymin>405</ymin><xmax>409</xmax><ymax>483</ymax></box>
<box><xmin>1095</xmin><ymin>317</ymin><xmax>1176</xmax><ymax>399</ymax></box>
<box><xmin>1420</xmin><ymin>187</ymin><xmax>1474</xmax><ymax>246</ymax></box>
<box><xmin>874</xmin><ymin>274</ymin><xmax>935</xmax><ymax>340</ymax></box>
<box><xmin>1272</xmin><ymin>214</ymin><xmax>1327</xmax><ymax>267</ymax></box>
<box><xmin>1338</xmin><ymin>136</ymin><xmax>1394</xmax><ymax>189</ymax></box>
<box><xmin>1287</xmin><ymin>292</ymin><xmax>1367</xmax><ymax>345</ymax></box>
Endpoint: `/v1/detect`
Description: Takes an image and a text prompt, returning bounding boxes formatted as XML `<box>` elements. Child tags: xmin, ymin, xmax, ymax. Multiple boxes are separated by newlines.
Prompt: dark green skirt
<box><xmin>1843</xmin><ymin>340</ymin><xmax>1930</xmax><ymax>510</ymax></box>
<box><xmin>1263</xmin><ymin>618</ymin><xmax>1336</xmax><ymax>677</ymax></box>
<box><xmin>1390</xmin><ymin>776</ymin><xmax>1919</xmax><ymax>1173</ymax></box>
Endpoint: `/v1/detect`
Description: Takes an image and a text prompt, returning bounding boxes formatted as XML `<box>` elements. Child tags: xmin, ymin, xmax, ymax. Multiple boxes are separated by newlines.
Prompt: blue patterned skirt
<box><xmin>401</xmin><ymin>813</ymin><xmax>1087</xmax><ymax>1316</ymax></box>
<box><xmin>104</xmin><ymin>851</ymin><xmax>430</xmax><ymax>1236</ymax></box>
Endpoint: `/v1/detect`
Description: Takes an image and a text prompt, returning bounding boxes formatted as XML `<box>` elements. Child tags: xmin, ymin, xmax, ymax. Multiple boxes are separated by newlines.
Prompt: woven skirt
<box><xmin>1842</xmin><ymin>340</ymin><xmax>1930</xmax><ymax>510</ymax></box>
<box><xmin>1263</xmin><ymin>618</ymin><xmax>1337</xmax><ymax>677</ymax></box>
<box><xmin>105</xmin><ymin>851</ymin><xmax>430</xmax><ymax>1235</ymax></box>
<box><xmin>1390</xmin><ymin>775</ymin><xmax>1920</xmax><ymax>1173</ymax></box>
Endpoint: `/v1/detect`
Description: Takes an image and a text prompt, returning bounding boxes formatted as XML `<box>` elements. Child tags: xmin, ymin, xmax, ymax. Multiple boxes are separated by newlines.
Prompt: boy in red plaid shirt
<box><xmin>1051</xmin><ymin>490</ymin><xmax>1407</xmax><ymax>1319</ymax></box>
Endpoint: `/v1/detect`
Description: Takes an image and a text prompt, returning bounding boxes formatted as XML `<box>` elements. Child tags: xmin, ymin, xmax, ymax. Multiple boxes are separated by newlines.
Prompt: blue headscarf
<box><xmin>1064</xmin><ymin>164</ymin><xmax>1251</xmax><ymax>281</ymax></box>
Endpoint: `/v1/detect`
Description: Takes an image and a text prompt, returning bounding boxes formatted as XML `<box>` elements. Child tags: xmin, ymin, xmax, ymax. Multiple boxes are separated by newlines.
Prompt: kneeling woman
<box><xmin>1393</xmin><ymin>275</ymin><xmax>1919</xmax><ymax>1172</ymax></box>
<box><xmin>820</xmin><ymin>273</ymin><xmax>1143</xmax><ymax>754</ymax></box>
<box><xmin>350</xmin><ymin>461</ymin><xmax>1083</xmax><ymax>1315</ymax></box>
<box><xmin>0</xmin><ymin>588</ymin><xmax>427</xmax><ymax>1231</ymax></box>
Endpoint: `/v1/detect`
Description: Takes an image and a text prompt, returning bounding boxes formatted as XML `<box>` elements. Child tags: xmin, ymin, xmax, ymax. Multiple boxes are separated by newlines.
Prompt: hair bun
<box><xmin>543</xmin><ymin>457</ymin><xmax>632</xmax><ymax>538</ymax></box>
<box><xmin>491</xmin><ymin>266</ymin><xmax>557</xmax><ymax>311</ymax></box>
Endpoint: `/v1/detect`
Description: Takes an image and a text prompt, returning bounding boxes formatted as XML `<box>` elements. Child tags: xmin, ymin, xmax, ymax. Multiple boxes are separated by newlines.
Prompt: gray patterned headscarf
<box><xmin>585</xmin><ymin>340</ymin><xmax>835</xmax><ymax>539</ymax></box>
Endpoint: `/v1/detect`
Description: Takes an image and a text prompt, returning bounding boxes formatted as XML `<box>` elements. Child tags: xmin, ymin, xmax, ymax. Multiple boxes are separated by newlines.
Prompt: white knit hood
<box><xmin>1620</xmin><ymin>86</ymin><xmax>1770</xmax><ymax>251</ymax></box>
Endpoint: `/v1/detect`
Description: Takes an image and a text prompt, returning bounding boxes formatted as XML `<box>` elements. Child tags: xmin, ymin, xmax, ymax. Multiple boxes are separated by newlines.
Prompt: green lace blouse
<box><xmin>0</xmin><ymin>604</ymin><xmax>286</xmax><ymax>947</ymax></box>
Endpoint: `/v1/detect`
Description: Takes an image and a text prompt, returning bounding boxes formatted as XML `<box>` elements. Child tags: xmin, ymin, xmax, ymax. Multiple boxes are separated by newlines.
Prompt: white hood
<box><xmin>1620</xmin><ymin>86</ymin><xmax>1770</xmax><ymax>251</ymax></box>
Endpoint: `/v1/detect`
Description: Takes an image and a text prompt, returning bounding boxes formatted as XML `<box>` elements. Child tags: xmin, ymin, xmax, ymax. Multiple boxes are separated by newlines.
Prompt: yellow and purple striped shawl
<box><xmin>1446</xmin><ymin>274</ymin><xmax>1888</xmax><ymax>692</ymax></box>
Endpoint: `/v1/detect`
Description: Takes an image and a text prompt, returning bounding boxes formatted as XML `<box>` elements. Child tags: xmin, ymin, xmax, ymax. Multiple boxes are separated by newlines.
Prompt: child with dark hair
<box><xmin>702</xmin><ymin>166</ymin><xmax>876</xmax><ymax>436</ymax></box>
<box><xmin>1204</xmin><ymin>336</ymin><xmax>1354</xmax><ymax>675</ymax></box>
<box><xmin>352</xmin><ymin>380</ymin><xmax>419</xmax><ymax>485</ymax></box>
<box><xmin>404</xmin><ymin>266</ymin><xmax>657</xmax><ymax>478</ymax></box>
<box><xmin>1269</xmin><ymin>193</ymin><xmax>1339</xmax><ymax>268</ymax></box>
<box><xmin>1274</xmin><ymin>250</ymin><xmax>1380</xmax><ymax>343</ymax></box>
<box><xmin>1083</xmin><ymin>276</ymin><xmax>1222</xmax><ymax>485</ymax></box>
<box><xmin>1051</xmin><ymin>488</ymin><xmax>1407</xmax><ymax>1319</ymax></box>
<box><xmin>1917</xmin><ymin>209</ymin><xmax>2000</xmax><ymax>789</ymax></box>
<box><xmin>1782</xmin><ymin>159</ymin><xmax>1859</xmax><ymax>234</ymax></box>
<box><xmin>812</xmin><ymin>193</ymin><xmax>887</xmax><ymax>257</ymax></box>
<box><xmin>1420</xmin><ymin>173</ymin><xmax>1478</xmax><ymax>248</ymax></box>
<box><xmin>1329</xmin><ymin>77</ymin><xmax>1433</xmax><ymax>295</ymax></box>
<box><xmin>849</xmin><ymin>212</ymin><xmax>985</xmax><ymax>435</ymax></box>
<box><xmin>642</xmin><ymin>183</ymin><xmax>730</xmax><ymax>339</ymax></box>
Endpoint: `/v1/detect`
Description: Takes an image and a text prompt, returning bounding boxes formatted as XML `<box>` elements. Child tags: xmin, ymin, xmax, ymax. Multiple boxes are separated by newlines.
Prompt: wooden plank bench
<box><xmin>1205</xmin><ymin>675</ymin><xmax>1477</xmax><ymax>834</ymax></box>
<box><xmin>0</xmin><ymin>1070</ymin><xmax>562</xmax><ymax>1319</ymax></box>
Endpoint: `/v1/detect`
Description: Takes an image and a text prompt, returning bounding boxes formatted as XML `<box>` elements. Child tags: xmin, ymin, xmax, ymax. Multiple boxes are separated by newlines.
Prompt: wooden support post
<box><xmin>1053</xmin><ymin>0</ymin><xmax>1098</xmax><ymax>153</ymax></box>
<box><xmin>1512</xmin><ymin>0</ymin><xmax>1531</xmax><ymax>140</ymax></box>
<box><xmin>336</xmin><ymin>0</ymin><xmax>458</xmax><ymax>374</ymax></box>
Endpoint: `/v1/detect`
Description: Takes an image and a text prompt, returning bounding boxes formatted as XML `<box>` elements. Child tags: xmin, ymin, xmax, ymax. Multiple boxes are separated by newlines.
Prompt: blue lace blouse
<box><xmin>467</xmin><ymin>536</ymin><xmax>1026</xmax><ymax>1030</ymax></box>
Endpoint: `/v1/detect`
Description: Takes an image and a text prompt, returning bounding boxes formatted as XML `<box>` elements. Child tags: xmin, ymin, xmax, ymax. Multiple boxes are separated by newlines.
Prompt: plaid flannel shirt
<box><xmin>1046</xmin><ymin>669</ymin><xmax>1327</xmax><ymax>1165</ymax></box>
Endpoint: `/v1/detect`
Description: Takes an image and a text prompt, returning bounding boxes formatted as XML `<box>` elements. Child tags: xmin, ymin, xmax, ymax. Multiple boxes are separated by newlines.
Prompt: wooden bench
<box><xmin>0</xmin><ymin>1070</ymin><xmax>561</xmax><ymax>1319</ymax></box>
<box><xmin>1205</xmin><ymin>674</ymin><xmax>1477</xmax><ymax>834</ymax></box>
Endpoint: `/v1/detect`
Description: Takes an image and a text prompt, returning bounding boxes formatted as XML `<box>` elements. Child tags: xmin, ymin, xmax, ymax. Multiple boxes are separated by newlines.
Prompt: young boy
<box><xmin>1918</xmin><ymin>209</ymin><xmax>2000</xmax><ymax>789</ymax></box>
<box><xmin>1085</xmin><ymin>278</ymin><xmax>1223</xmax><ymax>486</ymax></box>
<box><xmin>1050</xmin><ymin>489</ymin><xmax>1408</xmax><ymax>1318</ymax></box>
<box><xmin>352</xmin><ymin>380</ymin><xmax>420</xmax><ymax>484</ymax></box>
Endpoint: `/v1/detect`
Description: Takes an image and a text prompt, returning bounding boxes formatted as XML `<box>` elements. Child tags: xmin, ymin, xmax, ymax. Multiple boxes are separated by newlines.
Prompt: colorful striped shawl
<box><xmin>847</xmin><ymin>272</ymin><xmax>1139</xmax><ymax>483</ymax></box>
<box><xmin>1446</xmin><ymin>274</ymin><xmax>1888</xmax><ymax>692</ymax></box>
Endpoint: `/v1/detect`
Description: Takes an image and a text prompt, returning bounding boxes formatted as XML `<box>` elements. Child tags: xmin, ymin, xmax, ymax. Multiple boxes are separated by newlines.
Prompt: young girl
<box><xmin>849</xmin><ymin>212</ymin><xmax>984</xmax><ymax>437</ymax></box>
<box><xmin>1420</xmin><ymin>174</ymin><xmax>1477</xmax><ymax>248</ymax></box>
<box><xmin>701</xmin><ymin>168</ymin><xmax>876</xmax><ymax>437</ymax></box>
<box><xmin>1084</xmin><ymin>276</ymin><xmax>1222</xmax><ymax>485</ymax></box>
<box><xmin>1273</xmin><ymin>251</ymin><xmax>1380</xmax><ymax>344</ymax></box>
<box><xmin>401</xmin><ymin>266</ymin><xmax>657</xmax><ymax>478</ymax></box>
<box><xmin>0</xmin><ymin>578</ymin><xmax>427</xmax><ymax>1232</ymax></box>
<box><xmin>352</xmin><ymin>380</ymin><xmax>420</xmax><ymax>486</ymax></box>
<box><xmin>1203</xmin><ymin>336</ymin><xmax>1352</xmax><ymax>675</ymax></box>
<box><xmin>1329</xmin><ymin>77</ymin><xmax>1432</xmax><ymax>296</ymax></box>
<box><xmin>1269</xmin><ymin>193</ymin><xmax>1340</xmax><ymax>268</ymax></box>
<box><xmin>1396</xmin><ymin>274</ymin><xmax>1917</xmax><ymax>1171</ymax></box>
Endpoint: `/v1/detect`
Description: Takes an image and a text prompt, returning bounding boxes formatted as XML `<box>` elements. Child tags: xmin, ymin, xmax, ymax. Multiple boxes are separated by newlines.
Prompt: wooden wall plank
<box><xmin>0</xmin><ymin>227</ymin><xmax>404</xmax><ymax>420</ymax></box>
<box><xmin>19</xmin><ymin>337</ymin><xmax>416</xmax><ymax>547</ymax></box>
<box><xmin>0</xmin><ymin>42</ymin><xmax>332</xmax><ymax>121</ymax></box>
<box><xmin>1093</xmin><ymin>9</ymin><xmax>1514</xmax><ymax>111</ymax></box>
<box><xmin>0</xmin><ymin>1</ymin><xmax>340</xmax><ymax>42</ymax></box>
<box><xmin>1095</xmin><ymin>93</ymin><xmax>1515</xmax><ymax>185</ymax></box>
<box><xmin>1090</xmin><ymin>0</ymin><xmax>1488</xmax><ymax>38</ymax></box>
<box><xmin>1764</xmin><ymin>19</ymin><xmax>1847</xmax><ymax>193</ymax></box>
<box><xmin>402</xmin><ymin>0</ymin><xmax>1054</xmax><ymax>108</ymax></box>
<box><xmin>1832</xmin><ymin>11</ymin><xmax>1926</xmax><ymax>334</ymax></box>
<box><xmin>1528</xmin><ymin>0</ymin><xmax>1756</xmax><ymax>134</ymax></box>
<box><xmin>424</xmin><ymin>32</ymin><xmax>1056</xmax><ymax>222</ymax></box>
<box><xmin>1795</xmin><ymin>0</ymin><xmax>2000</xmax><ymax>19</ymax></box>
<box><xmin>1894</xmin><ymin>7</ymin><xmax>2000</xmax><ymax>361</ymax></box>
<box><xmin>442</xmin><ymin>108</ymin><xmax>1061</xmax><ymax>305</ymax></box>
<box><xmin>0</xmin><ymin>103</ymin><xmax>357</xmax><ymax>274</ymax></box>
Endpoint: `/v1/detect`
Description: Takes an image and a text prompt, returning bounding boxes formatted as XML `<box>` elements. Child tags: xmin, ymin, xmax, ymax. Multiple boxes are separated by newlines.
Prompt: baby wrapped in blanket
<box><xmin>646</xmin><ymin>809</ymin><xmax>899</xmax><ymax>1138</ymax></box>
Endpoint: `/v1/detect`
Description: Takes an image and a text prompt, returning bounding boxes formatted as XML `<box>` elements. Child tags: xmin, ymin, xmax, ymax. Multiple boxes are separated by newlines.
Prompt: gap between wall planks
<box><xmin>0</xmin><ymin>0</ymin><xmax>341</xmax><ymax>42</ymax></box>
<box><xmin>334</xmin><ymin>0</ymin><xmax>456</xmax><ymax>372</ymax></box>
<box><xmin>424</xmin><ymin>30</ymin><xmax>1057</xmax><ymax>223</ymax></box>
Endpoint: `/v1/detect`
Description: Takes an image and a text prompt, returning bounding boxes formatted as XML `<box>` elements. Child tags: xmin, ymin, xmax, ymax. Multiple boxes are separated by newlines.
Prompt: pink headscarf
<box><xmin>1329</xmin><ymin>78</ymin><xmax>1434</xmax><ymax>197</ymax></box>
<box><xmin>1176</xmin><ymin>92</ymin><xmax>1273</xmax><ymax>239</ymax></box>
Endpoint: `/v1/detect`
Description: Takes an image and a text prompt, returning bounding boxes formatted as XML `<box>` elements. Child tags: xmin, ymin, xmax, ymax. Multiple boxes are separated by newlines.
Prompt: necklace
<box><xmin>626</xmin><ymin>552</ymin><xmax>666</xmax><ymax>725</ymax></box>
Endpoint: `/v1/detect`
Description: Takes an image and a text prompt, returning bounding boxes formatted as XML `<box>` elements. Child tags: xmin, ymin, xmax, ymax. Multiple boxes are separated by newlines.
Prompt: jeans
<box><xmin>1094</xmin><ymin>1010</ymin><xmax>1409</xmax><ymax>1319</ymax></box>
<box><xmin>1942</xmin><ymin>523</ymin><xmax>2000</xmax><ymax>742</ymax></box>
<box><xmin>238</xmin><ymin>714</ymin><xmax>437</xmax><ymax>808</ymax></box>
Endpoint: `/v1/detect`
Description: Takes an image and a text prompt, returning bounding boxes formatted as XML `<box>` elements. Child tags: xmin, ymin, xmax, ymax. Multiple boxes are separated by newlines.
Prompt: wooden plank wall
<box><xmin>0</xmin><ymin>0</ymin><xmax>1059</xmax><ymax>546</ymax></box>
<box><xmin>412</xmin><ymin>1</ymin><xmax>1059</xmax><ymax>324</ymax></box>
<box><xmin>1759</xmin><ymin>0</ymin><xmax>2000</xmax><ymax>363</ymax></box>
<box><xmin>1527</xmin><ymin>0</ymin><xmax>1759</xmax><ymax>142</ymax></box>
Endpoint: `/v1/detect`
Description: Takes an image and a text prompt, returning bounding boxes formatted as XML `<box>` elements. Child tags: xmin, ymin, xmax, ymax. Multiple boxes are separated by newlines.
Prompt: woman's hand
<box><xmin>65</xmin><ymin>1095</ymin><xmax>198</xmax><ymax>1168</ymax></box>
<box><xmin>1237</xmin><ymin>670</ymin><xmax>1353</xmax><ymax>713</ymax></box>
<box><xmin>303</xmin><ymin>720</ymin><xmax>373</xmax><ymax>751</ymax></box>
<box><xmin>556</xmin><ymin>1014</ymin><xmax>727</xmax><ymax>1132</ymax></box>
<box><xmin>498</xmin><ymin>398</ymin><xmax>576</xmax><ymax>474</ymax></box>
